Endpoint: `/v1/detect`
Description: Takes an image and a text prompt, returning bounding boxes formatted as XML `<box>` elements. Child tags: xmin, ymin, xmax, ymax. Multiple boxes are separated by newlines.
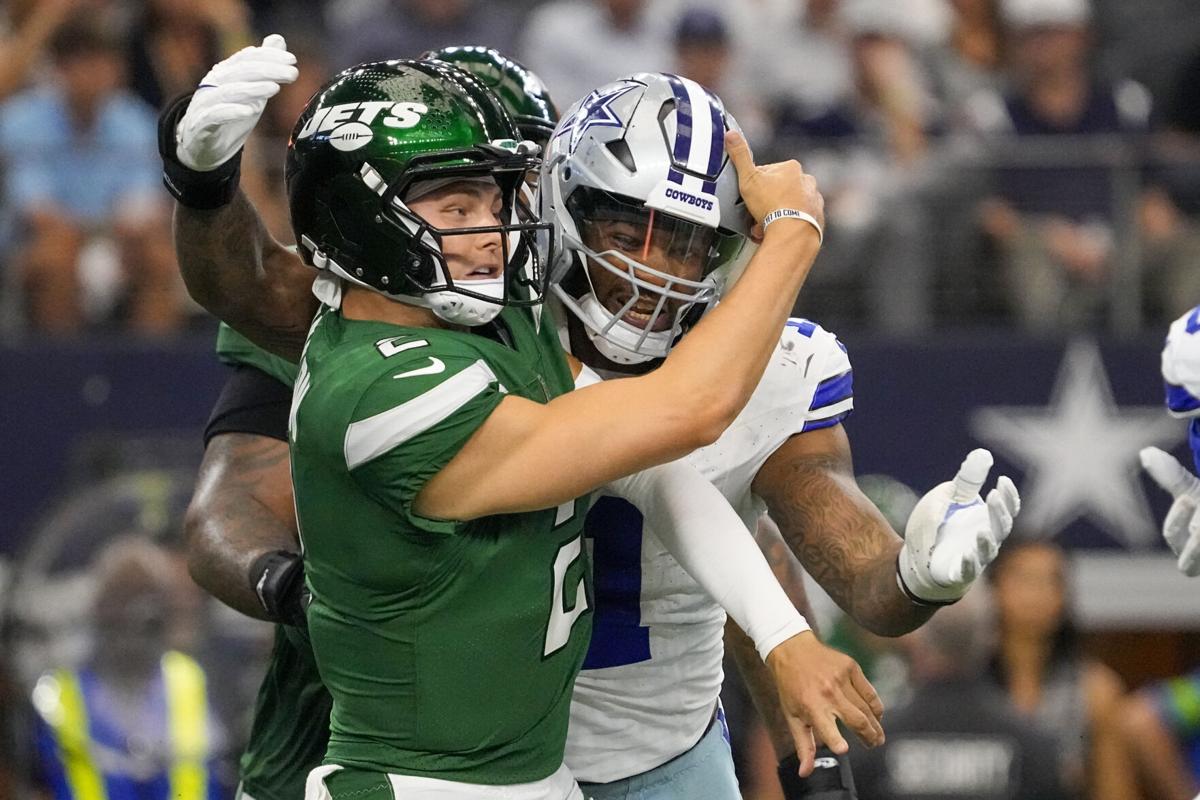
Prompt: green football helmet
<box><xmin>424</xmin><ymin>46</ymin><xmax>559</xmax><ymax>146</ymax></box>
<box><xmin>286</xmin><ymin>59</ymin><xmax>552</xmax><ymax>323</ymax></box>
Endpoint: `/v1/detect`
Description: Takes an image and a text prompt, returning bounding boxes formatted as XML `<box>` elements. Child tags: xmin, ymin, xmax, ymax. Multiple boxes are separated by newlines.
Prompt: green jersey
<box><xmin>290</xmin><ymin>305</ymin><xmax>593</xmax><ymax>784</ymax></box>
<box><xmin>213</xmin><ymin>322</ymin><xmax>330</xmax><ymax>800</ymax></box>
<box><xmin>216</xmin><ymin>323</ymin><xmax>299</xmax><ymax>387</ymax></box>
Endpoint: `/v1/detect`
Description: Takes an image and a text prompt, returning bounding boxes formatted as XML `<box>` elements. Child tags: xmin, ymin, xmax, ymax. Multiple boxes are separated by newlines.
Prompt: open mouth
<box><xmin>614</xmin><ymin>297</ymin><xmax>673</xmax><ymax>332</ymax></box>
<box><xmin>464</xmin><ymin>264</ymin><xmax>501</xmax><ymax>279</ymax></box>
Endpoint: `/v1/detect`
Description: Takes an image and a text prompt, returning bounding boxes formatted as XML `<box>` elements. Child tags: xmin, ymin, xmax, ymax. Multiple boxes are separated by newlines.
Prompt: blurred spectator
<box><xmin>968</xmin><ymin>0</ymin><xmax>1152</xmax><ymax>332</ymax></box>
<box><xmin>0</xmin><ymin>0</ymin><xmax>80</xmax><ymax>102</ymax></box>
<box><xmin>1140</xmin><ymin>44</ymin><xmax>1200</xmax><ymax>324</ymax></box>
<box><xmin>852</xmin><ymin>587</ymin><xmax>1069</xmax><ymax>800</ymax></box>
<box><xmin>126</xmin><ymin>0</ymin><xmax>253</xmax><ymax>110</ymax></box>
<box><xmin>1119</xmin><ymin>671</ymin><xmax>1200</xmax><ymax>800</ymax></box>
<box><xmin>985</xmin><ymin>539</ymin><xmax>1136</xmax><ymax>800</ymax></box>
<box><xmin>928</xmin><ymin>0</ymin><xmax>1008</xmax><ymax>127</ymax></box>
<box><xmin>28</xmin><ymin>538</ymin><xmax>231</xmax><ymax>800</ymax></box>
<box><xmin>771</xmin><ymin>0</ymin><xmax>942</xmax><ymax>335</ymax></box>
<box><xmin>522</xmin><ymin>0</ymin><xmax>669</xmax><ymax>110</ymax></box>
<box><xmin>756</xmin><ymin>0</ymin><xmax>854</xmax><ymax>119</ymax></box>
<box><xmin>330</xmin><ymin>0</ymin><xmax>518</xmax><ymax>73</ymax></box>
<box><xmin>0</xmin><ymin>20</ymin><xmax>186</xmax><ymax>335</ymax></box>
<box><xmin>671</xmin><ymin>8</ymin><xmax>767</xmax><ymax>141</ymax></box>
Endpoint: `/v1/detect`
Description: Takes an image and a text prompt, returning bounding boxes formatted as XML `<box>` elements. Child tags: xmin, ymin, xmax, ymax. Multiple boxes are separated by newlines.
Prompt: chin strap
<box><xmin>304</xmin><ymin>239</ymin><xmax>503</xmax><ymax>327</ymax></box>
<box><xmin>575</xmin><ymin>292</ymin><xmax>675</xmax><ymax>365</ymax></box>
<box><xmin>427</xmin><ymin>278</ymin><xmax>505</xmax><ymax>326</ymax></box>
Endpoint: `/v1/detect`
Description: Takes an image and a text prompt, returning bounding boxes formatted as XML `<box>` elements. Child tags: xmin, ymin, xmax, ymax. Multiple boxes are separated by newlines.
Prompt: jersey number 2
<box><xmin>544</xmin><ymin>535</ymin><xmax>589</xmax><ymax>657</ymax></box>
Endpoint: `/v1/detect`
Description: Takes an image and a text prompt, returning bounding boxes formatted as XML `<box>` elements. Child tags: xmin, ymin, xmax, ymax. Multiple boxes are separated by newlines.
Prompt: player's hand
<box><xmin>176</xmin><ymin>34</ymin><xmax>298</xmax><ymax>172</ymax></box>
<box><xmin>777</xmin><ymin>746</ymin><xmax>857</xmax><ymax>799</ymax></box>
<box><xmin>1141</xmin><ymin>447</ymin><xmax>1200</xmax><ymax>576</ymax></box>
<box><xmin>725</xmin><ymin>130</ymin><xmax>824</xmax><ymax>235</ymax></box>
<box><xmin>898</xmin><ymin>449</ymin><xmax>1020</xmax><ymax>604</ymax></box>
<box><xmin>765</xmin><ymin>631</ymin><xmax>884</xmax><ymax>778</ymax></box>
<box><xmin>249</xmin><ymin>550</ymin><xmax>310</xmax><ymax>627</ymax></box>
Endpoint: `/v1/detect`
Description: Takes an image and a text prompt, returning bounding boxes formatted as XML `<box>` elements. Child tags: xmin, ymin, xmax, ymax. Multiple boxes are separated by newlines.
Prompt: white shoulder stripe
<box><xmin>806</xmin><ymin>396</ymin><xmax>854</xmax><ymax>421</ymax></box>
<box><xmin>344</xmin><ymin>359</ymin><xmax>501</xmax><ymax>469</ymax></box>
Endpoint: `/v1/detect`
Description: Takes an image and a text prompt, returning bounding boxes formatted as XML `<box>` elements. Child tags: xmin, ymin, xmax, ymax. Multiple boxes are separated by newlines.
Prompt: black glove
<box><xmin>778</xmin><ymin>746</ymin><xmax>857</xmax><ymax>800</ymax></box>
<box><xmin>157</xmin><ymin>91</ymin><xmax>244</xmax><ymax>210</ymax></box>
<box><xmin>248</xmin><ymin>550</ymin><xmax>309</xmax><ymax>627</ymax></box>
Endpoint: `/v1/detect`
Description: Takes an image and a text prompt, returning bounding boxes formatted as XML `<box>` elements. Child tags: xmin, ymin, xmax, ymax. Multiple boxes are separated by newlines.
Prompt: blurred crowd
<box><xmin>724</xmin><ymin>536</ymin><xmax>1200</xmax><ymax>800</ymax></box>
<box><xmin>7</xmin><ymin>473</ymin><xmax>1200</xmax><ymax>800</ymax></box>
<box><xmin>0</xmin><ymin>0</ymin><xmax>1196</xmax><ymax>337</ymax></box>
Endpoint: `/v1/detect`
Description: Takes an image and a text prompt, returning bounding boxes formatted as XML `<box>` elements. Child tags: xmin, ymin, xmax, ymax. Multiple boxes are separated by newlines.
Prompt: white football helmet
<box><xmin>541</xmin><ymin>73</ymin><xmax>754</xmax><ymax>364</ymax></box>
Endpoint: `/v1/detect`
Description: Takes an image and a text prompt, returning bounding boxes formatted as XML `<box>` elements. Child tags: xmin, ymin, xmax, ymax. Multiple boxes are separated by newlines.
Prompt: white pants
<box><xmin>306</xmin><ymin>763</ymin><xmax>584</xmax><ymax>800</ymax></box>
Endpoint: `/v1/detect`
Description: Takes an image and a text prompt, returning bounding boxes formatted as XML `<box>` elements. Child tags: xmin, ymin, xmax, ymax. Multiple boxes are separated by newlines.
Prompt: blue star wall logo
<box><xmin>971</xmin><ymin>340</ymin><xmax>1182</xmax><ymax>547</ymax></box>
<box><xmin>555</xmin><ymin>82</ymin><xmax>638</xmax><ymax>154</ymax></box>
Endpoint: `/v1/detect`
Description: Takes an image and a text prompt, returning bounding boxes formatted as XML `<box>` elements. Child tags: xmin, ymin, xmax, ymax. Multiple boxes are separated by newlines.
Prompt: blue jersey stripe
<box><xmin>1167</xmin><ymin>382</ymin><xmax>1200</xmax><ymax>415</ymax></box>
<box><xmin>1168</xmin><ymin>381</ymin><xmax>1200</xmax><ymax>414</ymax></box>
<box><xmin>1192</xmin><ymin>419</ymin><xmax>1200</xmax><ymax>475</ymax></box>
<box><xmin>785</xmin><ymin>318</ymin><xmax>817</xmax><ymax>337</ymax></box>
<box><xmin>802</xmin><ymin>411</ymin><xmax>851</xmax><ymax>433</ymax></box>
<box><xmin>1187</xmin><ymin>305</ymin><xmax>1200</xmax><ymax>334</ymax></box>
<box><xmin>812</xmin><ymin>369</ymin><xmax>854</xmax><ymax>411</ymax></box>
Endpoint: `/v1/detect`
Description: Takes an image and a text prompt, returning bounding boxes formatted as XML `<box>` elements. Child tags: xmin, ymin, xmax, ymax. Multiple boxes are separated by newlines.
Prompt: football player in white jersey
<box><xmin>542</xmin><ymin>73</ymin><xmax>1018</xmax><ymax>800</ymax></box>
<box><xmin>161</xmin><ymin>40</ymin><xmax>1017</xmax><ymax>800</ymax></box>
<box><xmin>1142</xmin><ymin>305</ymin><xmax>1200</xmax><ymax>577</ymax></box>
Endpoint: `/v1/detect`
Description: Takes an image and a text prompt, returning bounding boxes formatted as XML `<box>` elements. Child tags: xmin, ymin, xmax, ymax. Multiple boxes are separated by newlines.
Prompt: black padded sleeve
<box><xmin>204</xmin><ymin>364</ymin><xmax>293</xmax><ymax>446</ymax></box>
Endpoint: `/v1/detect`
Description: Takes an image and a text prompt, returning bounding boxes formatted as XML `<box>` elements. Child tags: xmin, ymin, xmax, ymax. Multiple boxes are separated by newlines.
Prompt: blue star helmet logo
<box><xmin>555</xmin><ymin>82</ymin><xmax>638</xmax><ymax>155</ymax></box>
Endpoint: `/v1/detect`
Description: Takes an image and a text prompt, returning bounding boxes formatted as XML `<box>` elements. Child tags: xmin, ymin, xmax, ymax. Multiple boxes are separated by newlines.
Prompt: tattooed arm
<box><xmin>753</xmin><ymin>424</ymin><xmax>935</xmax><ymax>637</ymax></box>
<box><xmin>726</xmin><ymin>515</ymin><xmax>821</xmax><ymax>758</ymax></box>
<box><xmin>174</xmin><ymin>191</ymin><xmax>315</xmax><ymax>362</ymax></box>
<box><xmin>185</xmin><ymin>431</ymin><xmax>297</xmax><ymax>620</ymax></box>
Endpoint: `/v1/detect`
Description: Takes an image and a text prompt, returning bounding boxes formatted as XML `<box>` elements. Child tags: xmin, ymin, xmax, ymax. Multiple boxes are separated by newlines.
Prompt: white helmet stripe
<box><xmin>680</xmin><ymin>76</ymin><xmax>716</xmax><ymax>177</ymax></box>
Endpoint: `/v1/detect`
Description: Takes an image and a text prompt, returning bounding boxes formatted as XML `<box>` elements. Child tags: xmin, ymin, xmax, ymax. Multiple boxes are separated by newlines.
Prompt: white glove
<box><xmin>176</xmin><ymin>34</ymin><xmax>298</xmax><ymax>172</ymax></box>
<box><xmin>1140</xmin><ymin>446</ymin><xmax>1200</xmax><ymax>577</ymax></box>
<box><xmin>898</xmin><ymin>448</ymin><xmax>1020</xmax><ymax>604</ymax></box>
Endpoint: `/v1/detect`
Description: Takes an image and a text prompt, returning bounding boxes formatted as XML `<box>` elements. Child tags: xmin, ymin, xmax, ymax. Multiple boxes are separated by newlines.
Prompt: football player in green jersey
<box><xmin>177</xmin><ymin>44</ymin><xmax>854</xmax><ymax>800</ymax></box>
<box><xmin>181</xmin><ymin>46</ymin><xmax>564</xmax><ymax>800</ymax></box>
<box><xmin>165</xmin><ymin>38</ymin><xmax>893</xmax><ymax>799</ymax></box>
<box><xmin>165</xmin><ymin>41</ymin><xmax>873</xmax><ymax>799</ymax></box>
<box><xmin>281</xmin><ymin>55</ymin><xmax>854</xmax><ymax>796</ymax></box>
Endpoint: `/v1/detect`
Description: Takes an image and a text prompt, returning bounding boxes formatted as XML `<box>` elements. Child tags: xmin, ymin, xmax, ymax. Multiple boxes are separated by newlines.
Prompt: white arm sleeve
<box><xmin>605</xmin><ymin>461</ymin><xmax>810</xmax><ymax>661</ymax></box>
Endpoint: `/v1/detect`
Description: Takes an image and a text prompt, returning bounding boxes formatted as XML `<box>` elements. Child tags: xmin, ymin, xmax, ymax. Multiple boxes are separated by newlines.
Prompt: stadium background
<box><xmin>2</xmin><ymin>0</ymin><xmax>1200</xmax><ymax>797</ymax></box>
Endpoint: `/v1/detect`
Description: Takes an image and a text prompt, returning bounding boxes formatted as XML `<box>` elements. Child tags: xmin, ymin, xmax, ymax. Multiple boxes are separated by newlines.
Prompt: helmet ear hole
<box><xmin>605</xmin><ymin>139</ymin><xmax>636</xmax><ymax>173</ymax></box>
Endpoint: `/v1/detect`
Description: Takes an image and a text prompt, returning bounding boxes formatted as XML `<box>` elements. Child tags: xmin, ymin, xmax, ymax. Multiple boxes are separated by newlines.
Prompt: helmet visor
<box><xmin>366</xmin><ymin>148</ymin><xmax>552</xmax><ymax>307</ymax></box>
<box><xmin>559</xmin><ymin>187</ymin><xmax>746</xmax><ymax>356</ymax></box>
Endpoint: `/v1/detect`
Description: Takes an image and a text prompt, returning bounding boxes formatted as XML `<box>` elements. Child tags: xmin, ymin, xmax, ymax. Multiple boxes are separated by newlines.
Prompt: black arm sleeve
<box><xmin>204</xmin><ymin>364</ymin><xmax>292</xmax><ymax>446</ymax></box>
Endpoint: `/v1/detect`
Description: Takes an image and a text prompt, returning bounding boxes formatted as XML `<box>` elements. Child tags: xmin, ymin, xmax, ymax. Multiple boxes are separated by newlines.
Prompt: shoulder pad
<box><xmin>779</xmin><ymin>318</ymin><xmax>850</xmax><ymax>374</ymax></box>
<box><xmin>761</xmin><ymin>318</ymin><xmax>853</xmax><ymax>431</ymax></box>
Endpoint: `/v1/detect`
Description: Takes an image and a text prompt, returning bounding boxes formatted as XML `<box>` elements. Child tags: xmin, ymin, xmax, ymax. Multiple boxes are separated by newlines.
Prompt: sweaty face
<box><xmin>406</xmin><ymin>181</ymin><xmax>505</xmax><ymax>283</ymax></box>
<box><xmin>578</xmin><ymin>209</ymin><xmax>718</xmax><ymax>332</ymax></box>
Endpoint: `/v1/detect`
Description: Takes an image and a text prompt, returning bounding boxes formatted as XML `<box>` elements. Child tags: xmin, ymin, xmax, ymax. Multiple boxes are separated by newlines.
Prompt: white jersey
<box><xmin>1163</xmin><ymin>305</ymin><xmax>1200</xmax><ymax>418</ymax></box>
<box><xmin>566</xmin><ymin>318</ymin><xmax>853</xmax><ymax>783</ymax></box>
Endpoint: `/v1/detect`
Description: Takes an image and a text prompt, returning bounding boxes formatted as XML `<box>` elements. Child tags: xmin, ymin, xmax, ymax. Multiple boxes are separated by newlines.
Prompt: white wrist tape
<box><xmin>606</xmin><ymin>460</ymin><xmax>810</xmax><ymax>662</ymax></box>
<box><xmin>763</xmin><ymin>208</ymin><xmax>823</xmax><ymax>244</ymax></box>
